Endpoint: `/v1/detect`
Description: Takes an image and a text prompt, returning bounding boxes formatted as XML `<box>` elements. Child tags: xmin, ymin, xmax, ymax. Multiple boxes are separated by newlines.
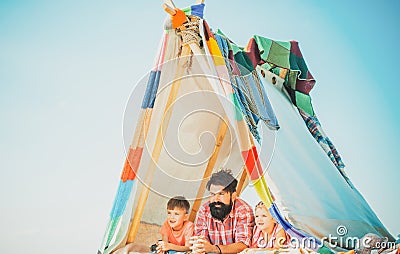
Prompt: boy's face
<box><xmin>167</xmin><ymin>207</ymin><xmax>188</xmax><ymax>231</ymax></box>
<box><xmin>255</xmin><ymin>207</ymin><xmax>274</xmax><ymax>231</ymax></box>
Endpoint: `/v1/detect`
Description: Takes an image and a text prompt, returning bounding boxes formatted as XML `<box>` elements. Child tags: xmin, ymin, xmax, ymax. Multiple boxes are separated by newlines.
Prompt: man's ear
<box><xmin>184</xmin><ymin>213</ymin><xmax>189</xmax><ymax>221</ymax></box>
<box><xmin>231</xmin><ymin>191</ymin><xmax>238</xmax><ymax>201</ymax></box>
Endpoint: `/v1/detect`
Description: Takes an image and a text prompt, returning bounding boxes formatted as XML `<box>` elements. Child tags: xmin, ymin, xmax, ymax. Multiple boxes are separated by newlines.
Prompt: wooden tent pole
<box><xmin>162</xmin><ymin>3</ymin><xmax>176</xmax><ymax>15</ymax></box>
<box><xmin>189</xmin><ymin>117</ymin><xmax>228</xmax><ymax>222</ymax></box>
<box><xmin>126</xmin><ymin>44</ymin><xmax>192</xmax><ymax>243</ymax></box>
<box><xmin>236</xmin><ymin>168</ymin><xmax>248</xmax><ymax>196</ymax></box>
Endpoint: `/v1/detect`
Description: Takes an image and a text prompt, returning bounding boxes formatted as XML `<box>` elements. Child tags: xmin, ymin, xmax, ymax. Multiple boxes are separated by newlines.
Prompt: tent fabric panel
<box><xmin>141</xmin><ymin>70</ymin><xmax>161</xmax><ymax>109</ymax></box>
<box><xmin>245</xmin><ymin>38</ymin><xmax>262</xmax><ymax>68</ymax></box>
<box><xmin>110</xmin><ymin>180</ymin><xmax>135</xmax><ymax>219</ymax></box>
<box><xmin>295</xmin><ymin>91</ymin><xmax>314</xmax><ymax>116</ymax></box>
<box><xmin>134</xmin><ymin>29</ymin><xmax>247</xmax><ymax>226</ymax></box>
<box><xmin>207</xmin><ymin>37</ymin><xmax>226</xmax><ymax>66</ymax></box>
<box><xmin>299</xmin><ymin>109</ymin><xmax>346</xmax><ymax>172</ymax></box>
<box><xmin>267</xmin><ymin>40</ymin><xmax>291</xmax><ymax>69</ymax></box>
<box><xmin>99</xmin><ymin>179</ymin><xmax>138</xmax><ymax>254</ymax></box>
<box><xmin>242</xmin><ymin>146</ymin><xmax>263</xmax><ymax>181</ymax></box>
<box><xmin>256</xmin><ymin>66</ymin><xmax>393</xmax><ymax>247</ymax></box>
<box><xmin>234</xmin><ymin>51</ymin><xmax>255</xmax><ymax>73</ymax></box>
<box><xmin>121</xmin><ymin>147</ymin><xmax>143</xmax><ymax>182</ymax></box>
<box><xmin>232</xmin><ymin>93</ymin><xmax>245</xmax><ymax>121</ymax></box>
<box><xmin>253</xmin><ymin>35</ymin><xmax>273</xmax><ymax>61</ymax></box>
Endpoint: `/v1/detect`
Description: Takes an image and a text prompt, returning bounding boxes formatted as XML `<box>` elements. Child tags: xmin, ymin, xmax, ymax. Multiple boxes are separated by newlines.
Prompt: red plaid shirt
<box><xmin>194</xmin><ymin>198</ymin><xmax>254</xmax><ymax>246</ymax></box>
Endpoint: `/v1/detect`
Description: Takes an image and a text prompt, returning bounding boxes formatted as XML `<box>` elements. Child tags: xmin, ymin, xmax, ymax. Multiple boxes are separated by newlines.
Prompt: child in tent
<box><xmin>156</xmin><ymin>195</ymin><xmax>194</xmax><ymax>254</ymax></box>
<box><xmin>240</xmin><ymin>201</ymin><xmax>289</xmax><ymax>253</ymax></box>
<box><xmin>113</xmin><ymin>196</ymin><xmax>194</xmax><ymax>254</ymax></box>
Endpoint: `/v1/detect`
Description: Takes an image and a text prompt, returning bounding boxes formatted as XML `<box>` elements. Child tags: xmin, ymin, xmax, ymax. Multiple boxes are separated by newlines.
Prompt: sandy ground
<box><xmin>111</xmin><ymin>222</ymin><xmax>161</xmax><ymax>253</ymax></box>
<box><xmin>135</xmin><ymin>222</ymin><xmax>162</xmax><ymax>248</ymax></box>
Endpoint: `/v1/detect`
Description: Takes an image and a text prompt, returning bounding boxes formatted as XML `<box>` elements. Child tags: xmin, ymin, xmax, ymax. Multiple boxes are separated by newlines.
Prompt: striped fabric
<box><xmin>298</xmin><ymin>109</ymin><xmax>346</xmax><ymax>174</ymax></box>
<box><xmin>97</xmin><ymin>32</ymin><xmax>168</xmax><ymax>254</ymax></box>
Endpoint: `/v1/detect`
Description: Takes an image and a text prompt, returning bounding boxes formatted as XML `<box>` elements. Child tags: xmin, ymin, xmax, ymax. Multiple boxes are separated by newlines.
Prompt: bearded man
<box><xmin>192</xmin><ymin>169</ymin><xmax>254</xmax><ymax>253</ymax></box>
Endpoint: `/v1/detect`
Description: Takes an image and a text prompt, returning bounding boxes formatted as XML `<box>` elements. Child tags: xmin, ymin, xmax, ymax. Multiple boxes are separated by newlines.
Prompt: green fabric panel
<box><xmin>289</xmin><ymin>53</ymin><xmax>309</xmax><ymax>79</ymax></box>
<box><xmin>234</xmin><ymin>51</ymin><xmax>254</xmax><ymax>72</ymax></box>
<box><xmin>271</xmin><ymin>68</ymin><xmax>281</xmax><ymax>77</ymax></box>
<box><xmin>267</xmin><ymin>41</ymin><xmax>291</xmax><ymax>69</ymax></box>
<box><xmin>231</xmin><ymin>43</ymin><xmax>243</xmax><ymax>54</ymax></box>
<box><xmin>260</xmin><ymin>62</ymin><xmax>272</xmax><ymax>71</ymax></box>
<box><xmin>318</xmin><ymin>245</ymin><xmax>334</xmax><ymax>254</ymax></box>
<box><xmin>182</xmin><ymin>6</ymin><xmax>191</xmax><ymax>16</ymax></box>
<box><xmin>295</xmin><ymin>91</ymin><xmax>314</xmax><ymax>116</ymax></box>
<box><xmin>218</xmin><ymin>29</ymin><xmax>244</xmax><ymax>54</ymax></box>
<box><xmin>106</xmin><ymin>218</ymin><xmax>120</xmax><ymax>246</ymax></box>
<box><xmin>288</xmin><ymin>71</ymin><xmax>298</xmax><ymax>90</ymax></box>
<box><xmin>216</xmin><ymin>29</ymin><xmax>226</xmax><ymax>37</ymax></box>
<box><xmin>232</xmin><ymin>93</ymin><xmax>244</xmax><ymax>121</ymax></box>
<box><xmin>253</xmin><ymin>35</ymin><xmax>272</xmax><ymax>60</ymax></box>
<box><xmin>276</xmin><ymin>40</ymin><xmax>291</xmax><ymax>50</ymax></box>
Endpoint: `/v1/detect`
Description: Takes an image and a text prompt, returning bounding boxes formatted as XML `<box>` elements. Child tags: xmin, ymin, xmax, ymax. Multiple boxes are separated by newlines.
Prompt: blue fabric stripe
<box><xmin>269</xmin><ymin>203</ymin><xmax>322</xmax><ymax>248</ymax></box>
<box><xmin>141</xmin><ymin>70</ymin><xmax>161</xmax><ymax>109</ymax></box>
<box><xmin>109</xmin><ymin>180</ymin><xmax>135</xmax><ymax>219</ymax></box>
<box><xmin>215</xmin><ymin>34</ymin><xmax>229</xmax><ymax>59</ymax></box>
<box><xmin>190</xmin><ymin>3</ymin><xmax>205</xmax><ymax>19</ymax></box>
<box><xmin>247</xmin><ymin>74</ymin><xmax>279</xmax><ymax>129</ymax></box>
<box><xmin>232</xmin><ymin>77</ymin><xmax>251</xmax><ymax>119</ymax></box>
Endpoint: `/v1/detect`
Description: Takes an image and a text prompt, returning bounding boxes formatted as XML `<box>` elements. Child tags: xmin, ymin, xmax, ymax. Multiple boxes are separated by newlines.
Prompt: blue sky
<box><xmin>0</xmin><ymin>1</ymin><xmax>399</xmax><ymax>253</ymax></box>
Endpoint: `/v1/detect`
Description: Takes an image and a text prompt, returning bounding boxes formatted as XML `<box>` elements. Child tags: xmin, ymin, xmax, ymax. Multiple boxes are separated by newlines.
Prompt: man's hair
<box><xmin>167</xmin><ymin>196</ymin><xmax>190</xmax><ymax>213</ymax></box>
<box><xmin>206</xmin><ymin>169</ymin><xmax>237</xmax><ymax>193</ymax></box>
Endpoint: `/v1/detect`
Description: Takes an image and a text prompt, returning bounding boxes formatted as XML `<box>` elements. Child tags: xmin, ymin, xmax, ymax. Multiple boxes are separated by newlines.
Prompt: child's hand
<box><xmin>156</xmin><ymin>240</ymin><xmax>167</xmax><ymax>253</ymax></box>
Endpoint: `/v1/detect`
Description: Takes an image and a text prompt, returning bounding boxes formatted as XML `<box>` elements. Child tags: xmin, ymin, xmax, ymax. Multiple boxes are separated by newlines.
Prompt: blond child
<box><xmin>249</xmin><ymin>201</ymin><xmax>289</xmax><ymax>250</ymax></box>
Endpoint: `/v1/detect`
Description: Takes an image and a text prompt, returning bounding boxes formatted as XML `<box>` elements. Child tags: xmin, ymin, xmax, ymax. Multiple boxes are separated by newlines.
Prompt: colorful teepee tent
<box><xmin>98</xmin><ymin>1</ymin><xmax>394</xmax><ymax>253</ymax></box>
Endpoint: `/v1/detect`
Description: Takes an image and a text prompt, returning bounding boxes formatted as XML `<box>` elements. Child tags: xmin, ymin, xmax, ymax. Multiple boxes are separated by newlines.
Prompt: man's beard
<box><xmin>209</xmin><ymin>200</ymin><xmax>233</xmax><ymax>221</ymax></box>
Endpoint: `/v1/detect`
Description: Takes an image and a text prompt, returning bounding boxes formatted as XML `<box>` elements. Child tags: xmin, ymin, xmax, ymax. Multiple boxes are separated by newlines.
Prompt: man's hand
<box><xmin>201</xmin><ymin>238</ymin><xmax>220</xmax><ymax>253</ymax></box>
<box><xmin>188</xmin><ymin>236</ymin><xmax>220</xmax><ymax>254</ymax></box>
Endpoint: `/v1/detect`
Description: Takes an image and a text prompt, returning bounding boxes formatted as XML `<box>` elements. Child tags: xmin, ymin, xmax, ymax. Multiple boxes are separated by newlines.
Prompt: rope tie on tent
<box><xmin>176</xmin><ymin>16</ymin><xmax>201</xmax><ymax>46</ymax></box>
<box><xmin>176</xmin><ymin>16</ymin><xmax>201</xmax><ymax>69</ymax></box>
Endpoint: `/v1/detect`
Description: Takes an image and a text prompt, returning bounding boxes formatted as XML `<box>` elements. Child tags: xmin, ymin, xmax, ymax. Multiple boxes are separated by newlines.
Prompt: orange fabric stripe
<box><xmin>279</xmin><ymin>68</ymin><xmax>288</xmax><ymax>79</ymax></box>
<box><xmin>242</xmin><ymin>146</ymin><xmax>263</xmax><ymax>181</ymax></box>
<box><xmin>121</xmin><ymin>147</ymin><xmax>143</xmax><ymax>182</ymax></box>
<box><xmin>172</xmin><ymin>9</ymin><xmax>187</xmax><ymax>29</ymax></box>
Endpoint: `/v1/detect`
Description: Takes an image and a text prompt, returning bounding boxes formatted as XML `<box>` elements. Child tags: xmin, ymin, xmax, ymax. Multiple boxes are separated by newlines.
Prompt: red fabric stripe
<box><xmin>289</xmin><ymin>40</ymin><xmax>303</xmax><ymax>57</ymax></box>
<box><xmin>245</xmin><ymin>38</ymin><xmax>261</xmax><ymax>68</ymax></box>
<box><xmin>202</xmin><ymin>20</ymin><xmax>214</xmax><ymax>41</ymax></box>
<box><xmin>241</xmin><ymin>146</ymin><xmax>264</xmax><ymax>181</ymax></box>
<box><xmin>295</xmin><ymin>79</ymin><xmax>315</xmax><ymax>95</ymax></box>
<box><xmin>121</xmin><ymin>147</ymin><xmax>143</xmax><ymax>182</ymax></box>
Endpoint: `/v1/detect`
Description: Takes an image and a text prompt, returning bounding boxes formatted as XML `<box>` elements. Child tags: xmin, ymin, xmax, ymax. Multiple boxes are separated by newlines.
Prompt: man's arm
<box><xmin>194</xmin><ymin>205</ymin><xmax>209</xmax><ymax>238</ymax></box>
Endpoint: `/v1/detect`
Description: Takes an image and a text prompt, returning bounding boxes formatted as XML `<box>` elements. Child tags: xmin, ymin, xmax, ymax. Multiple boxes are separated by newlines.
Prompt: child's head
<box><xmin>255</xmin><ymin>201</ymin><xmax>276</xmax><ymax>231</ymax></box>
<box><xmin>166</xmin><ymin>196</ymin><xmax>190</xmax><ymax>231</ymax></box>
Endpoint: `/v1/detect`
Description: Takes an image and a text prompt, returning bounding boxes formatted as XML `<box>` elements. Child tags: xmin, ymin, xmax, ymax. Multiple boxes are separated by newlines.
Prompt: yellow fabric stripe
<box><xmin>252</xmin><ymin>175</ymin><xmax>273</xmax><ymax>208</ymax></box>
<box><xmin>207</xmin><ymin>37</ymin><xmax>225</xmax><ymax>66</ymax></box>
